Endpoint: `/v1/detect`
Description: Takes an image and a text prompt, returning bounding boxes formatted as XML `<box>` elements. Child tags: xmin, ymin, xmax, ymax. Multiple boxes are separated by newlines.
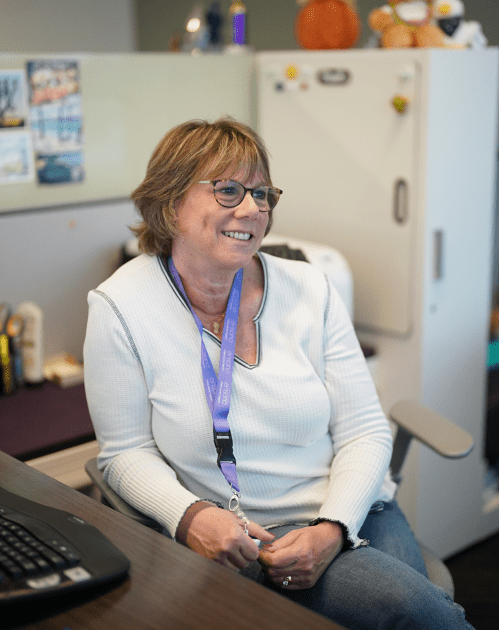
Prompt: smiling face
<box><xmin>172</xmin><ymin>168</ymin><xmax>270</xmax><ymax>275</ymax></box>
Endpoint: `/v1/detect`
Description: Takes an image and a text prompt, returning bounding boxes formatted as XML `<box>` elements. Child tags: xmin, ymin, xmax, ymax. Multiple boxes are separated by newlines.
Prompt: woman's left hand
<box><xmin>258</xmin><ymin>521</ymin><xmax>344</xmax><ymax>590</ymax></box>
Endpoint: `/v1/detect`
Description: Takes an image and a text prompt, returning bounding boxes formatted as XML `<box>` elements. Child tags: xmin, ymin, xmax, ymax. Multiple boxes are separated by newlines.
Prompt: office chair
<box><xmin>85</xmin><ymin>399</ymin><xmax>473</xmax><ymax>600</ymax></box>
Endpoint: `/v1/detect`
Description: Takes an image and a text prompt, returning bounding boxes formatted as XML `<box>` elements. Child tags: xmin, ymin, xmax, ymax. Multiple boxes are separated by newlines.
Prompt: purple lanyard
<box><xmin>168</xmin><ymin>257</ymin><xmax>243</xmax><ymax>495</ymax></box>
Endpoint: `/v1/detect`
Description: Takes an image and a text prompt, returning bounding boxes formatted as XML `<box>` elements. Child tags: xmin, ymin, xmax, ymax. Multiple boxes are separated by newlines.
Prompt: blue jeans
<box><xmin>241</xmin><ymin>501</ymin><xmax>474</xmax><ymax>629</ymax></box>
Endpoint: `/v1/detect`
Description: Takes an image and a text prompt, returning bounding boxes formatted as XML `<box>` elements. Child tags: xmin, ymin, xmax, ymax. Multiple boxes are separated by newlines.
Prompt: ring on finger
<box><xmin>282</xmin><ymin>576</ymin><xmax>292</xmax><ymax>586</ymax></box>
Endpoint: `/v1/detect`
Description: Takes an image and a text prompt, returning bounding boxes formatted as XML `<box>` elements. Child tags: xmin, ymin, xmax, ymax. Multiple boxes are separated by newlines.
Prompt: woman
<box><xmin>84</xmin><ymin>117</ymin><xmax>473</xmax><ymax>629</ymax></box>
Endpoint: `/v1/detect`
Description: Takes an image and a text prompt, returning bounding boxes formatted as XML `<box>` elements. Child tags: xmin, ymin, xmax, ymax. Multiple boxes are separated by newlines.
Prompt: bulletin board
<box><xmin>0</xmin><ymin>53</ymin><xmax>255</xmax><ymax>214</ymax></box>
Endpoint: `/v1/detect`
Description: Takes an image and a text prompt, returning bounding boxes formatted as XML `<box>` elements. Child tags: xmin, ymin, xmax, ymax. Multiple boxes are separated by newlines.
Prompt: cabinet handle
<box><xmin>317</xmin><ymin>69</ymin><xmax>350</xmax><ymax>85</ymax></box>
<box><xmin>433</xmin><ymin>230</ymin><xmax>444</xmax><ymax>280</ymax></box>
<box><xmin>393</xmin><ymin>178</ymin><xmax>408</xmax><ymax>224</ymax></box>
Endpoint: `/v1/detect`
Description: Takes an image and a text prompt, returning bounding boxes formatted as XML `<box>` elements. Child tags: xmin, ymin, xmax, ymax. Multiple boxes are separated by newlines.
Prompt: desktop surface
<box><xmin>0</xmin><ymin>383</ymin><xmax>94</xmax><ymax>460</ymax></box>
<box><xmin>0</xmin><ymin>451</ymin><xmax>346</xmax><ymax>630</ymax></box>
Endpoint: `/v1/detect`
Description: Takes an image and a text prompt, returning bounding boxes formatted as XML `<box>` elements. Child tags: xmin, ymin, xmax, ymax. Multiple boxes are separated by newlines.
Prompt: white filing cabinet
<box><xmin>258</xmin><ymin>48</ymin><xmax>499</xmax><ymax>557</ymax></box>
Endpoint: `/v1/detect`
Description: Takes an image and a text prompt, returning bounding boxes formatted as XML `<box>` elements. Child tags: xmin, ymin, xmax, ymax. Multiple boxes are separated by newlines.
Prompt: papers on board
<box><xmin>0</xmin><ymin>60</ymin><xmax>86</xmax><ymax>186</ymax></box>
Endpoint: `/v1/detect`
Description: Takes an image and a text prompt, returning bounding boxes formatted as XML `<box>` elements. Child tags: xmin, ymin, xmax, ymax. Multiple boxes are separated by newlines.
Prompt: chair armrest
<box><xmin>389</xmin><ymin>400</ymin><xmax>474</xmax><ymax>459</ymax></box>
<box><xmin>85</xmin><ymin>458</ymin><xmax>161</xmax><ymax>530</ymax></box>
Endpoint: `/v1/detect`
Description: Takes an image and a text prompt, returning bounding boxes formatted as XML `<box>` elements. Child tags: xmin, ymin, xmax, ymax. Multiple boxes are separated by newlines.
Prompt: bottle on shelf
<box><xmin>0</xmin><ymin>303</ymin><xmax>13</xmax><ymax>395</ymax></box>
<box><xmin>15</xmin><ymin>302</ymin><xmax>44</xmax><ymax>385</ymax></box>
<box><xmin>7</xmin><ymin>314</ymin><xmax>25</xmax><ymax>388</ymax></box>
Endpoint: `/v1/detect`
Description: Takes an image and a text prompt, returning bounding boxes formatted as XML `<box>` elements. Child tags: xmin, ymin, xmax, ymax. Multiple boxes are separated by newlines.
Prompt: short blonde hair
<box><xmin>130</xmin><ymin>117</ymin><xmax>274</xmax><ymax>256</ymax></box>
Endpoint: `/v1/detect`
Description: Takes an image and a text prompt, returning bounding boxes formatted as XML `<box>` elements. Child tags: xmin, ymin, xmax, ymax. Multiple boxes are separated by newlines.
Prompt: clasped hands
<box><xmin>177</xmin><ymin>503</ymin><xmax>344</xmax><ymax>590</ymax></box>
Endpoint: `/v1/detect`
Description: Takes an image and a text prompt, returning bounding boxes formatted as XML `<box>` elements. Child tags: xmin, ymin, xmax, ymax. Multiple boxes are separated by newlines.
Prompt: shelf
<box><xmin>0</xmin><ymin>380</ymin><xmax>94</xmax><ymax>460</ymax></box>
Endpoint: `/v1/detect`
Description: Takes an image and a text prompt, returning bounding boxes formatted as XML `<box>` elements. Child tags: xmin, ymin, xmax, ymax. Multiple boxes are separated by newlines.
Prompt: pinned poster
<box><xmin>27</xmin><ymin>59</ymin><xmax>85</xmax><ymax>185</ymax></box>
<box><xmin>0</xmin><ymin>130</ymin><xmax>34</xmax><ymax>184</ymax></box>
<box><xmin>0</xmin><ymin>69</ymin><xmax>34</xmax><ymax>184</ymax></box>
<box><xmin>0</xmin><ymin>70</ymin><xmax>29</xmax><ymax>129</ymax></box>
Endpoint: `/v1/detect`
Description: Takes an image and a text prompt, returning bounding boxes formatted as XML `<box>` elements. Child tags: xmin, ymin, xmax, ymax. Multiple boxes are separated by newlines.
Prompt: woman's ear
<box><xmin>170</xmin><ymin>197</ymin><xmax>181</xmax><ymax>220</ymax></box>
<box><xmin>168</xmin><ymin>201</ymin><xmax>183</xmax><ymax>237</ymax></box>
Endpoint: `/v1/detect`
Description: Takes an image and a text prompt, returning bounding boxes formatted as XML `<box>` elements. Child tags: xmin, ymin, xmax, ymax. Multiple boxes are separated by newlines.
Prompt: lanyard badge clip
<box><xmin>229</xmin><ymin>491</ymin><xmax>249</xmax><ymax>527</ymax></box>
<box><xmin>213</xmin><ymin>428</ymin><xmax>236</xmax><ymax>469</ymax></box>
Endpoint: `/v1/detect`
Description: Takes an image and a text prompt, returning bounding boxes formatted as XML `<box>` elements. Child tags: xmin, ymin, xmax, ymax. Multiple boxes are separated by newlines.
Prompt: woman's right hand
<box><xmin>176</xmin><ymin>502</ymin><xmax>275</xmax><ymax>571</ymax></box>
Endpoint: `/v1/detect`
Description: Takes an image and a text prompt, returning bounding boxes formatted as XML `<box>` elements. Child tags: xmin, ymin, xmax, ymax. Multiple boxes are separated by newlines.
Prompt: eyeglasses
<box><xmin>198</xmin><ymin>180</ymin><xmax>283</xmax><ymax>212</ymax></box>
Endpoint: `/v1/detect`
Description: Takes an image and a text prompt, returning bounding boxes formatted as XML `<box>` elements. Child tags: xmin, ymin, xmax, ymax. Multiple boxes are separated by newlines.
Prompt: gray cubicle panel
<box><xmin>0</xmin><ymin>52</ymin><xmax>256</xmax><ymax>214</ymax></box>
<box><xmin>0</xmin><ymin>200</ymin><xmax>139</xmax><ymax>359</ymax></box>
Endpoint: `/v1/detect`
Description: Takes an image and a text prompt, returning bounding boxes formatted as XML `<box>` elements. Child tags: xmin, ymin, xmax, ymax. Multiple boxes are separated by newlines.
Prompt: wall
<box><xmin>0</xmin><ymin>0</ymin><xmax>138</xmax><ymax>361</ymax></box>
<box><xmin>0</xmin><ymin>0</ymin><xmax>137</xmax><ymax>52</ymax></box>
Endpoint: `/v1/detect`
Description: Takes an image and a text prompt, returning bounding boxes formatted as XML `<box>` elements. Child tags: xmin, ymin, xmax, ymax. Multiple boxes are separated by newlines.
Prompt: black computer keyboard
<box><xmin>0</xmin><ymin>486</ymin><xmax>129</xmax><ymax>605</ymax></box>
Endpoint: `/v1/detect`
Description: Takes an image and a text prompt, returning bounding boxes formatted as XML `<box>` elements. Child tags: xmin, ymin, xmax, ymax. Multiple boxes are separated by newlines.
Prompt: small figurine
<box><xmin>206</xmin><ymin>2</ymin><xmax>224</xmax><ymax>50</ymax></box>
<box><xmin>229</xmin><ymin>1</ymin><xmax>246</xmax><ymax>46</ymax></box>
<box><xmin>433</xmin><ymin>1</ymin><xmax>487</xmax><ymax>48</ymax></box>
<box><xmin>168</xmin><ymin>31</ymin><xmax>183</xmax><ymax>53</ymax></box>
<box><xmin>368</xmin><ymin>1</ymin><xmax>445</xmax><ymax>48</ymax></box>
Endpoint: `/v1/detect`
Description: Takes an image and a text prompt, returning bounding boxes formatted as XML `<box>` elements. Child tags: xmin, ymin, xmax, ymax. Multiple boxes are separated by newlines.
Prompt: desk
<box><xmin>0</xmin><ymin>452</ymin><xmax>346</xmax><ymax>630</ymax></box>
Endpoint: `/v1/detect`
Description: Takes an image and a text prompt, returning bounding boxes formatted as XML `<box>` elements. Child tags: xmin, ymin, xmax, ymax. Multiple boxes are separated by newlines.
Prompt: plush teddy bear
<box><xmin>369</xmin><ymin>1</ymin><xmax>445</xmax><ymax>48</ymax></box>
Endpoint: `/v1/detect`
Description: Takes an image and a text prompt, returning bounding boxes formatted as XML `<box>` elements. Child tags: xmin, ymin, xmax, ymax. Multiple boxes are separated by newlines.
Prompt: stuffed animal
<box><xmin>368</xmin><ymin>1</ymin><xmax>445</xmax><ymax>48</ymax></box>
<box><xmin>433</xmin><ymin>1</ymin><xmax>487</xmax><ymax>48</ymax></box>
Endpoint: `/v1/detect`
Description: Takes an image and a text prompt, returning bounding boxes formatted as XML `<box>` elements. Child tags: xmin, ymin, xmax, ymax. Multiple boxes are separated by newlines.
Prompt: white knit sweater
<box><xmin>83</xmin><ymin>252</ymin><xmax>396</xmax><ymax>546</ymax></box>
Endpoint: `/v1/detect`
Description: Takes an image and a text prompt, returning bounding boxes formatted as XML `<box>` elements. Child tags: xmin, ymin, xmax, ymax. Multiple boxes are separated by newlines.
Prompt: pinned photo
<box><xmin>0</xmin><ymin>70</ymin><xmax>28</xmax><ymax>129</ymax></box>
<box><xmin>0</xmin><ymin>131</ymin><xmax>34</xmax><ymax>184</ymax></box>
<box><xmin>27</xmin><ymin>59</ymin><xmax>85</xmax><ymax>185</ymax></box>
<box><xmin>35</xmin><ymin>151</ymin><xmax>84</xmax><ymax>185</ymax></box>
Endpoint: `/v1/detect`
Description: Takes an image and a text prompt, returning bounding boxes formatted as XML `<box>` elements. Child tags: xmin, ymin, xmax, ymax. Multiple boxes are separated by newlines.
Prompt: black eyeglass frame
<box><xmin>198</xmin><ymin>180</ymin><xmax>283</xmax><ymax>212</ymax></box>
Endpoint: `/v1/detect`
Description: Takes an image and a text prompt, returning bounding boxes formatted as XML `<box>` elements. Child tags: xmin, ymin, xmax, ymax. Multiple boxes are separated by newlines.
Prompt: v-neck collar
<box><xmin>158</xmin><ymin>252</ymin><xmax>268</xmax><ymax>368</ymax></box>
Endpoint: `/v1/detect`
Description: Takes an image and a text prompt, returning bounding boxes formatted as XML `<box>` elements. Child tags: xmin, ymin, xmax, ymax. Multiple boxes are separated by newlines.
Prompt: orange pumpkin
<box><xmin>295</xmin><ymin>0</ymin><xmax>361</xmax><ymax>50</ymax></box>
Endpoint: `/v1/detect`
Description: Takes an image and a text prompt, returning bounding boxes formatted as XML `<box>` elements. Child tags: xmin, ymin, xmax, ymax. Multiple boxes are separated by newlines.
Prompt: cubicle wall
<box><xmin>0</xmin><ymin>53</ymin><xmax>255</xmax><ymax>213</ymax></box>
<box><xmin>0</xmin><ymin>53</ymin><xmax>256</xmax><ymax>358</ymax></box>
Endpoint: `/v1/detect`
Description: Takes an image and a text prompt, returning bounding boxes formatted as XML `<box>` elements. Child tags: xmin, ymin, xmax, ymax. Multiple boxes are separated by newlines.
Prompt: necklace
<box><xmin>213</xmin><ymin>312</ymin><xmax>225</xmax><ymax>334</ymax></box>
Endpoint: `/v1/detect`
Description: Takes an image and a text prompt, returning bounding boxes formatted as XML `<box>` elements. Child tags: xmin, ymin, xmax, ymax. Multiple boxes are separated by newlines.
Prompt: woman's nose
<box><xmin>234</xmin><ymin>190</ymin><xmax>260</xmax><ymax>217</ymax></box>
